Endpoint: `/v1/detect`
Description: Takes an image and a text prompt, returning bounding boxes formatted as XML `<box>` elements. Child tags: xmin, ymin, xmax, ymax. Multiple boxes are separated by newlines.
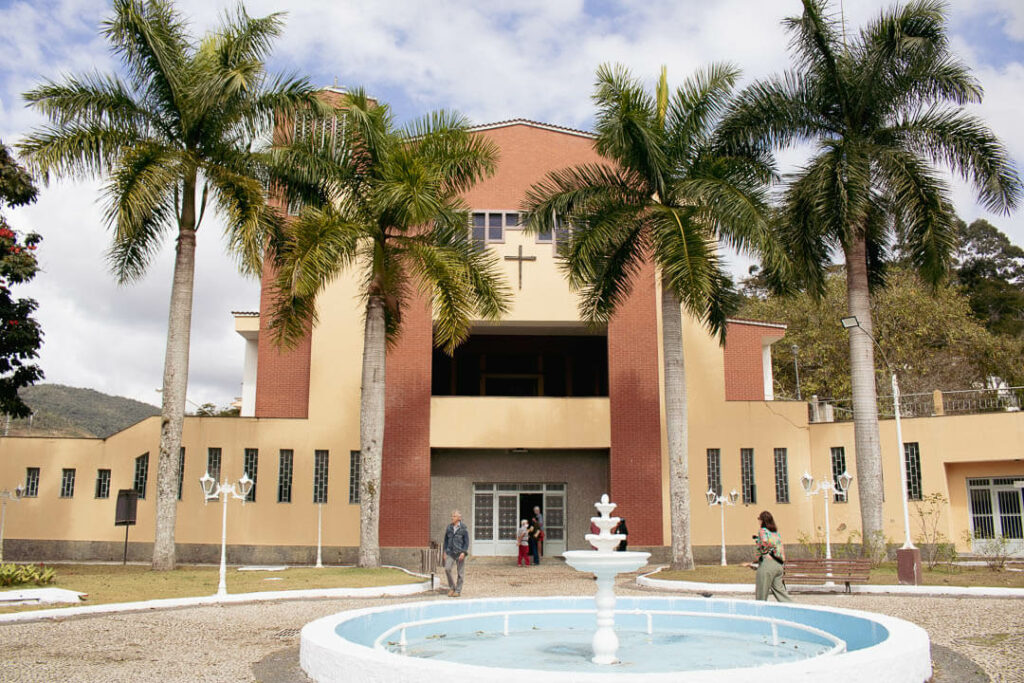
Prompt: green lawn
<box><xmin>0</xmin><ymin>564</ymin><xmax>423</xmax><ymax>613</ymax></box>
<box><xmin>654</xmin><ymin>562</ymin><xmax>1024</xmax><ymax>588</ymax></box>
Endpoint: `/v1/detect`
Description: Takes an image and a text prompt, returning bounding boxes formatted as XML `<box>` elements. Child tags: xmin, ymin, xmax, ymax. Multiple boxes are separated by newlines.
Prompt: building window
<box><xmin>741</xmin><ymin>448</ymin><xmax>756</xmax><ymax>504</ymax></box>
<box><xmin>830</xmin><ymin>447</ymin><xmax>848</xmax><ymax>502</ymax></box>
<box><xmin>207</xmin><ymin>448</ymin><xmax>222</xmax><ymax>482</ymax></box>
<box><xmin>277</xmin><ymin>450</ymin><xmax>293</xmax><ymax>503</ymax></box>
<box><xmin>134</xmin><ymin>453</ymin><xmax>149</xmax><ymax>499</ymax></box>
<box><xmin>313</xmin><ymin>450</ymin><xmax>329</xmax><ymax>504</ymax></box>
<box><xmin>706</xmin><ymin>448</ymin><xmax>722</xmax><ymax>497</ymax></box>
<box><xmin>774</xmin><ymin>448</ymin><xmax>789</xmax><ymax>503</ymax></box>
<box><xmin>24</xmin><ymin>467</ymin><xmax>39</xmax><ymax>497</ymax></box>
<box><xmin>243</xmin><ymin>448</ymin><xmax>258</xmax><ymax>502</ymax></box>
<box><xmin>95</xmin><ymin>469</ymin><xmax>111</xmax><ymax>499</ymax></box>
<box><xmin>471</xmin><ymin>211</ymin><xmax>522</xmax><ymax>247</ymax></box>
<box><xmin>60</xmin><ymin>468</ymin><xmax>76</xmax><ymax>498</ymax></box>
<box><xmin>904</xmin><ymin>442</ymin><xmax>922</xmax><ymax>501</ymax></box>
<box><xmin>177</xmin><ymin>447</ymin><xmax>185</xmax><ymax>501</ymax></box>
<box><xmin>349</xmin><ymin>450</ymin><xmax>361</xmax><ymax>504</ymax></box>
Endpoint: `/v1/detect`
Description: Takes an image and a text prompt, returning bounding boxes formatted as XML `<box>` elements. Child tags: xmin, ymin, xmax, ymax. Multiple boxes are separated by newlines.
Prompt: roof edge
<box><xmin>468</xmin><ymin>118</ymin><xmax>596</xmax><ymax>139</ymax></box>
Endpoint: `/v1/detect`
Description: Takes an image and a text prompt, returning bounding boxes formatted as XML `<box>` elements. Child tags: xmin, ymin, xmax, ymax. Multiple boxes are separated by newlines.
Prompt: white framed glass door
<box><xmin>967</xmin><ymin>477</ymin><xmax>1024</xmax><ymax>556</ymax></box>
<box><xmin>471</xmin><ymin>482</ymin><xmax>567</xmax><ymax>556</ymax></box>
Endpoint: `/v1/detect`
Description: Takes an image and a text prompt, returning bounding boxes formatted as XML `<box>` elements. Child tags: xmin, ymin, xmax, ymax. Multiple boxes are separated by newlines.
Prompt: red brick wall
<box><xmin>607</xmin><ymin>260</ymin><xmax>664</xmax><ymax>546</ymax></box>
<box><xmin>723</xmin><ymin>321</ymin><xmax>785</xmax><ymax>401</ymax></box>
<box><xmin>379</xmin><ymin>291</ymin><xmax>433</xmax><ymax>547</ymax></box>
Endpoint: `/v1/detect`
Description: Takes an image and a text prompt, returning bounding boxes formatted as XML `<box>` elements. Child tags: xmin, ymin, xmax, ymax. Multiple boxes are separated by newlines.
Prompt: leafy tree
<box><xmin>19</xmin><ymin>0</ymin><xmax>321</xmax><ymax>570</ymax></box>
<box><xmin>720</xmin><ymin>0</ymin><xmax>1021</xmax><ymax>555</ymax></box>
<box><xmin>266</xmin><ymin>91</ymin><xmax>510</xmax><ymax>568</ymax></box>
<box><xmin>523</xmin><ymin>64</ymin><xmax>775</xmax><ymax>570</ymax></box>
<box><xmin>0</xmin><ymin>144</ymin><xmax>44</xmax><ymax>418</ymax></box>
<box><xmin>953</xmin><ymin>218</ymin><xmax>1024</xmax><ymax>336</ymax></box>
<box><xmin>740</xmin><ymin>267</ymin><xmax>1024</xmax><ymax>401</ymax></box>
<box><xmin>193</xmin><ymin>402</ymin><xmax>239</xmax><ymax>417</ymax></box>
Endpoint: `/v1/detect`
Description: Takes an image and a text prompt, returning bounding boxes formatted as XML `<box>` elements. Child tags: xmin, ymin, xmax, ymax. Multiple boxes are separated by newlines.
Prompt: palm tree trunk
<box><xmin>152</xmin><ymin>175</ymin><xmax>197</xmax><ymax>571</ymax></box>
<box><xmin>844</xmin><ymin>235</ymin><xmax>885</xmax><ymax>560</ymax></box>
<box><xmin>662</xmin><ymin>284</ymin><xmax>694</xmax><ymax>570</ymax></box>
<box><xmin>358</xmin><ymin>294</ymin><xmax>387</xmax><ymax>568</ymax></box>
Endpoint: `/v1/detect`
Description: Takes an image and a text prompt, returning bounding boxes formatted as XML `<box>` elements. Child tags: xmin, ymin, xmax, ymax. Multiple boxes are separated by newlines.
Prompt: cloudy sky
<box><xmin>0</xmin><ymin>0</ymin><xmax>1021</xmax><ymax>408</ymax></box>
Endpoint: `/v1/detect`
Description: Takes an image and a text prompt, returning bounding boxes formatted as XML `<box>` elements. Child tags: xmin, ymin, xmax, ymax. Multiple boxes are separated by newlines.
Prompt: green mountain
<box><xmin>5</xmin><ymin>384</ymin><xmax>160</xmax><ymax>438</ymax></box>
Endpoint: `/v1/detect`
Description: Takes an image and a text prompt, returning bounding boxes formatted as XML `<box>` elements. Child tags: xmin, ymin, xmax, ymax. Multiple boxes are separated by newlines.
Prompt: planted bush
<box><xmin>0</xmin><ymin>562</ymin><xmax>57</xmax><ymax>586</ymax></box>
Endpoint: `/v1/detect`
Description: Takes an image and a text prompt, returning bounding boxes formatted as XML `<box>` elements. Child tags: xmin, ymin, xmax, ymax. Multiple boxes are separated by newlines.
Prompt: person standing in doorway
<box><xmin>516</xmin><ymin>519</ymin><xmax>531</xmax><ymax>566</ymax></box>
<box><xmin>443</xmin><ymin>509</ymin><xmax>469</xmax><ymax>597</ymax></box>
<box><xmin>746</xmin><ymin>510</ymin><xmax>793</xmax><ymax>602</ymax></box>
<box><xmin>530</xmin><ymin>506</ymin><xmax>544</xmax><ymax>565</ymax></box>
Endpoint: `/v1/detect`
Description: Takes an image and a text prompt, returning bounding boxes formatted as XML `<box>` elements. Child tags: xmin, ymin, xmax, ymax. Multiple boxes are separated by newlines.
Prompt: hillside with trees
<box><xmin>5</xmin><ymin>384</ymin><xmax>159</xmax><ymax>438</ymax></box>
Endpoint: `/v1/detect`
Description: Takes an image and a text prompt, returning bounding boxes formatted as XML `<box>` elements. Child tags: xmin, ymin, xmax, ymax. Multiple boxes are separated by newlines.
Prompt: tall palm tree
<box><xmin>719</xmin><ymin>0</ymin><xmax>1021</xmax><ymax>556</ymax></box>
<box><xmin>266</xmin><ymin>90</ymin><xmax>511</xmax><ymax>568</ymax></box>
<box><xmin>19</xmin><ymin>0</ymin><xmax>321</xmax><ymax>570</ymax></box>
<box><xmin>523</xmin><ymin>64</ymin><xmax>776</xmax><ymax>570</ymax></box>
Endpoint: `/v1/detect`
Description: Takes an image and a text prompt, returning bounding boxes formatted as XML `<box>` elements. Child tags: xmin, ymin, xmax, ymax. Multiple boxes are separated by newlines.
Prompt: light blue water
<box><xmin>388</xmin><ymin>627</ymin><xmax>833</xmax><ymax>673</ymax></box>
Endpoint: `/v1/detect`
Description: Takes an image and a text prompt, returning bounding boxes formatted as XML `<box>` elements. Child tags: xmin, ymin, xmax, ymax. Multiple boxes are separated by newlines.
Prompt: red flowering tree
<box><xmin>0</xmin><ymin>143</ymin><xmax>43</xmax><ymax>417</ymax></box>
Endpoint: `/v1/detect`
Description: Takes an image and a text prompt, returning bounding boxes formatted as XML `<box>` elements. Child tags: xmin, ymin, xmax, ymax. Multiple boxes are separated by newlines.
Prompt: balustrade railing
<box><xmin>807</xmin><ymin>386</ymin><xmax>1023</xmax><ymax>423</ymax></box>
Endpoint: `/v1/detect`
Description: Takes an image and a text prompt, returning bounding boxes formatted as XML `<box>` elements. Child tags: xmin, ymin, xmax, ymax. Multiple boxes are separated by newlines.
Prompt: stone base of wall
<box><xmin>1</xmin><ymin>540</ymin><xmax>431</xmax><ymax>570</ymax></box>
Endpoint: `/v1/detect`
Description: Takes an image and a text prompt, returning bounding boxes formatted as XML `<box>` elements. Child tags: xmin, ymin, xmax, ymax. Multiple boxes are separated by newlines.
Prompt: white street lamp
<box><xmin>706</xmin><ymin>488</ymin><xmax>740</xmax><ymax>566</ymax></box>
<box><xmin>200</xmin><ymin>471</ymin><xmax>253</xmax><ymax>597</ymax></box>
<box><xmin>800</xmin><ymin>470</ymin><xmax>853</xmax><ymax>567</ymax></box>
<box><xmin>0</xmin><ymin>485</ymin><xmax>23</xmax><ymax>563</ymax></box>
<box><xmin>316</xmin><ymin>502</ymin><xmax>324</xmax><ymax>569</ymax></box>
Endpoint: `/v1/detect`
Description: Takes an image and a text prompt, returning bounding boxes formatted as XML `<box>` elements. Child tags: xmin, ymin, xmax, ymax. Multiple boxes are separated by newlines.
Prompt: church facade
<box><xmin>1</xmin><ymin>117</ymin><xmax>1022</xmax><ymax>565</ymax></box>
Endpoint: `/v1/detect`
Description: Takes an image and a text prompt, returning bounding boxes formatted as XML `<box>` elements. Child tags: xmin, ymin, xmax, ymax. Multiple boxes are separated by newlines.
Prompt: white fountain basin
<box><xmin>563</xmin><ymin>549</ymin><xmax>650</xmax><ymax>574</ymax></box>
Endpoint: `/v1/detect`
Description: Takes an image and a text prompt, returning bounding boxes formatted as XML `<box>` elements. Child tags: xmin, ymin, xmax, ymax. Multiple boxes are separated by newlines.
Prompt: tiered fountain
<box><xmin>562</xmin><ymin>493</ymin><xmax>650</xmax><ymax>664</ymax></box>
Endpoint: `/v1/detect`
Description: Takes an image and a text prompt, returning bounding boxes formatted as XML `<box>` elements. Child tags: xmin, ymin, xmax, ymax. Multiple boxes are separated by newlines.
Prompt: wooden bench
<box><xmin>783</xmin><ymin>558</ymin><xmax>872</xmax><ymax>593</ymax></box>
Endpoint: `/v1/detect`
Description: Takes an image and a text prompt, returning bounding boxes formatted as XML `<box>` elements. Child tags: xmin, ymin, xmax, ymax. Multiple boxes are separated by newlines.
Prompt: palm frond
<box><xmin>665</xmin><ymin>62</ymin><xmax>740</xmax><ymax>164</ymax></box>
<box><xmin>18</xmin><ymin>124</ymin><xmax>144</xmax><ymax>182</ymax></box>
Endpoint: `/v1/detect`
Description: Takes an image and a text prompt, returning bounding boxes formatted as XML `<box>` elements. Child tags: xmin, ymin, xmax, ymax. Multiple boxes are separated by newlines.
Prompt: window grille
<box><xmin>277</xmin><ymin>450</ymin><xmax>294</xmax><ymax>503</ymax></box>
<box><xmin>134</xmin><ymin>453</ymin><xmax>149</xmax><ymax>499</ymax></box>
<box><xmin>207</xmin><ymin>448</ymin><xmax>222</xmax><ymax>482</ymax></box>
<box><xmin>313</xmin><ymin>450</ymin><xmax>329</xmax><ymax>504</ymax></box>
<box><xmin>349</xmin><ymin>450</ymin><xmax>360</xmax><ymax>504</ymax></box>
<box><xmin>741</xmin><ymin>448</ymin><xmax>756</xmax><ymax>504</ymax></box>
<box><xmin>904</xmin><ymin>442</ymin><xmax>922</xmax><ymax>501</ymax></box>
<box><xmin>60</xmin><ymin>468</ymin><xmax>76</xmax><ymax>498</ymax></box>
<box><xmin>774</xmin><ymin>448</ymin><xmax>790</xmax><ymax>503</ymax></box>
<box><xmin>830</xmin><ymin>447</ymin><xmax>848</xmax><ymax>502</ymax></box>
<box><xmin>24</xmin><ymin>468</ymin><xmax>39</xmax><ymax>497</ymax></box>
<box><xmin>706</xmin><ymin>448</ymin><xmax>722</xmax><ymax>496</ymax></box>
<box><xmin>243</xmin><ymin>448</ymin><xmax>258</xmax><ymax>502</ymax></box>
<box><xmin>95</xmin><ymin>469</ymin><xmax>111</xmax><ymax>499</ymax></box>
<box><xmin>177</xmin><ymin>447</ymin><xmax>185</xmax><ymax>500</ymax></box>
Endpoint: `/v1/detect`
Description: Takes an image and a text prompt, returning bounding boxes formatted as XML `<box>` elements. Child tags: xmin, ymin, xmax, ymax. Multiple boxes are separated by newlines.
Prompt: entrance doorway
<box><xmin>471</xmin><ymin>483</ymin><xmax>566</xmax><ymax>557</ymax></box>
<box><xmin>967</xmin><ymin>476</ymin><xmax>1024</xmax><ymax>556</ymax></box>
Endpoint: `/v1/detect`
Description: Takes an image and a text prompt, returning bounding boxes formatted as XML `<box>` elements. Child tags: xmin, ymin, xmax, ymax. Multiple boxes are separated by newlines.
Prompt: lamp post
<box><xmin>840</xmin><ymin>315</ymin><xmax>920</xmax><ymax>584</ymax></box>
<box><xmin>200</xmin><ymin>471</ymin><xmax>253</xmax><ymax>597</ymax></box>
<box><xmin>315</xmin><ymin>502</ymin><xmax>324</xmax><ymax>568</ymax></box>
<box><xmin>706</xmin><ymin>488</ymin><xmax>740</xmax><ymax>566</ymax></box>
<box><xmin>0</xmin><ymin>485</ymin><xmax>23</xmax><ymax>563</ymax></box>
<box><xmin>800</xmin><ymin>470</ymin><xmax>853</xmax><ymax>565</ymax></box>
<box><xmin>791</xmin><ymin>344</ymin><xmax>802</xmax><ymax>400</ymax></box>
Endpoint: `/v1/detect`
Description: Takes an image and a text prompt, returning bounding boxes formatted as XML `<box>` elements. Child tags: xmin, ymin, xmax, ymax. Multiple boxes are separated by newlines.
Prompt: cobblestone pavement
<box><xmin>1</xmin><ymin>560</ymin><xmax>1021</xmax><ymax>682</ymax></box>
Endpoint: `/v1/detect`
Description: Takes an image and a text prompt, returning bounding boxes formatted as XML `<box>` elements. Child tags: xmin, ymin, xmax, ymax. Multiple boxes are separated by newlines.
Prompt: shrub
<box><xmin>0</xmin><ymin>562</ymin><xmax>57</xmax><ymax>586</ymax></box>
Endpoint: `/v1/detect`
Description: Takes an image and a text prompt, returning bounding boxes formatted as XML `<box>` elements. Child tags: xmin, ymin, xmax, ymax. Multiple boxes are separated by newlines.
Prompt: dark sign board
<box><xmin>115</xmin><ymin>489</ymin><xmax>138</xmax><ymax>526</ymax></box>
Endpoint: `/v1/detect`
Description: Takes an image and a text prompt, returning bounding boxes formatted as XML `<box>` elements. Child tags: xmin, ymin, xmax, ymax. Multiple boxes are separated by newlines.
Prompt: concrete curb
<box><xmin>636</xmin><ymin>566</ymin><xmax>1024</xmax><ymax>598</ymax></box>
<box><xmin>0</xmin><ymin>565</ymin><xmax>435</xmax><ymax>625</ymax></box>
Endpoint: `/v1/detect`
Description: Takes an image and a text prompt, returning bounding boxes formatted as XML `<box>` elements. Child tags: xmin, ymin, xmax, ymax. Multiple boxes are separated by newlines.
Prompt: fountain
<box><xmin>299</xmin><ymin>494</ymin><xmax>932</xmax><ymax>682</ymax></box>
<box><xmin>562</xmin><ymin>493</ymin><xmax>650</xmax><ymax>664</ymax></box>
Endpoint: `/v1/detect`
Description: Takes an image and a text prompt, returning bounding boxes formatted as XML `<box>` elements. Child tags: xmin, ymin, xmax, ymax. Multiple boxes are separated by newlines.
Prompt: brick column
<box><xmin>379</xmin><ymin>292</ymin><xmax>433</xmax><ymax>547</ymax></box>
<box><xmin>607</xmin><ymin>261</ymin><xmax>663</xmax><ymax>546</ymax></box>
<box><xmin>254</xmin><ymin>263</ymin><xmax>311</xmax><ymax>418</ymax></box>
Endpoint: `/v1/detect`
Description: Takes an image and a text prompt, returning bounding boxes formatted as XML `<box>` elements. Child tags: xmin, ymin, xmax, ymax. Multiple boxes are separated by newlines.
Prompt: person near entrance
<box><xmin>530</xmin><ymin>506</ymin><xmax>544</xmax><ymax>565</ymax></box>
<box><xmin>443</xmin><ymin>509</ymin><xmax>469</xmax><ymax>596</ymax></box>
<box><xmin>746</xmin><ymin>510</ymin><xmax>793</xmax><ymax>602</ymax></box>
<box><xmin>516</xmin><ymin>519</ymin><xmax>531</xmax><ymax>566</ymax></box>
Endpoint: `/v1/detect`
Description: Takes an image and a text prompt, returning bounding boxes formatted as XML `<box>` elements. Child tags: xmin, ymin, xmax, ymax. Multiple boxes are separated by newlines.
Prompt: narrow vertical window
<box><xmin>60</xmin><ymin>468</ymin><xmax>76</xmax><ymax>498</ymax></box>
<box><xmin>741</xmin><ymin>448</ymin><xmax>756</xmax><ymax>504</ymax></box>
<box><xmin>24</xmin><ymin>467</ymin><xmax>39</xmax><ymax>497</ymax></box>
<box><xmin>207</xmin><ymin>447</ymin><xmax>222</xmax><ymax>482</ymax></box>
<box><xmin>349</xmin><ymin>450</ymin><xmax>361</xmax><ymax>503</ymax></box>
<box><xmin>904</xmin><ymin>442</ymin><xmax>922</xmax><ymax>501</ymax></box>
<box><xmin>706</xmin><ymin>448</ymin><xmax>721</xmax><ymax>497</ymax></box>
<box><xmin>488</xmin><ymin>212</ymin><xmax>503</xmax><ymax>242</ymax></box>
<box><xmin>177</xmin><ymin>447</ymin><xmax>185</xmax><ymax>500</ymax></box>
<box><xmin>313</xmin><ymin>450</ymin><xmax>329</xmax><ymax>504</ymax></box>
<box><xmin>774</xmin><ymin>448</ymin><xmax>790</xmax><ymax>503</ymax></box>
<box><xmin>830</xmin><ymin>447</ymin><xmax>848</xmax><ymax>502</ymax></box>
<box><xmin>133</xmin><ymin>453</ymin><xmax>149</xmax><ymax>499</ymax></box>
<box><xmin>471</xmin><ymin>212</ymin><xmax>486</xmax><ymax>248</ymax></box>
<box><xmin>95</xmin><ymin>469</ymin><xmax>111</xmax><ymax>499</ymax></box>
<box><xmin>243</xmin><ymin>448</ymin><xmax>258</xmax><ymax>502</ymax></box>
<box><xmin>277</xmin><ymin>450</ymin><xmax>294</xmax><ymax>503</ymax></box>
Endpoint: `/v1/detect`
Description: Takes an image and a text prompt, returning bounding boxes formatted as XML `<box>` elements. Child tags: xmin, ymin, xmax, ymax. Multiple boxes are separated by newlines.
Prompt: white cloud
<box><xmin>0</xmin><ymin>0</ymin><xmax>1022</xmax><ymax>405</ymax></box>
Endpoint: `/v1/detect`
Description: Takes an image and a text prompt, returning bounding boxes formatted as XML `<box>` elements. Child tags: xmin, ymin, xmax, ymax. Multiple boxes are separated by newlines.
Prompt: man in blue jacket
<box><xmin>443</xmin><ymin>509</ymin><xmax>469</xmax><ymax>597</ymax></box>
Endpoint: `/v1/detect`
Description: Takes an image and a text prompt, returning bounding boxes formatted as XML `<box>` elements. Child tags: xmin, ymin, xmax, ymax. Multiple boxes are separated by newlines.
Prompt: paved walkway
<box><xmin>1</xmin><ymin>561</ymin><xmax>1021</xmax><ymax>682</ymax></box>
